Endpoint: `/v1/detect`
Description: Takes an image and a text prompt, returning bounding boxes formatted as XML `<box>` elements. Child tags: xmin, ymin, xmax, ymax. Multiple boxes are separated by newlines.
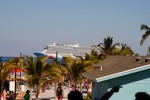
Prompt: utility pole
<box><xmin>56</xmin><ymin>51</ymin><xmax>58</xmax><ymax>63</ymax></box>
<box><xmin>20</xmin><ymin>52</ymin><xmax>22</xmax><ymax>79</ymax></box>
<box><xmin>14</xmin><ymin>67</ymin><xmax>16</xmax><ymax>99</ymax></box>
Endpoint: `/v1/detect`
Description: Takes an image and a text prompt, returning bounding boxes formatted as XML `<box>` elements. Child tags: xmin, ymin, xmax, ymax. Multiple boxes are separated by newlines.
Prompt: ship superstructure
<box><xmin>33</xmin><ymin>42</ymin><xmax>100</xmax><ymax>59</ymax></box>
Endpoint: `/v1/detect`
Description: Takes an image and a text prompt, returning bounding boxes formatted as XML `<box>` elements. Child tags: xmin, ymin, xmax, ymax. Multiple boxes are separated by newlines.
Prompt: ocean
<box><xmin>0</xmin><ymin>56</ymin><xmax>62</xmax><ymax>63</ymax></box>
<box><xmin>0</xmin><ymin>57</ymin><xmax>15</xmax><ymax>63</ymax></box>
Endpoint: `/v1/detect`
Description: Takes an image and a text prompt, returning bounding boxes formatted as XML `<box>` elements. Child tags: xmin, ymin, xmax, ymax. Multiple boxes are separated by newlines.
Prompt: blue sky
<box><xmin>0</xmin><ymin>0</ymin><xmax>150</xmax><ymax>56</ymax></box>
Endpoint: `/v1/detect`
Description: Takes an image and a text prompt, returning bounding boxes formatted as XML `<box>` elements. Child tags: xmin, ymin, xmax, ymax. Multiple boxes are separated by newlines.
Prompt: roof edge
<box><xmin>96</xmin><ymin>64</ymin><xmax>150</xmax><ymax>82</ymax></box>
<box><xmin>82</xmin><ymin>73</ymin><xmax>97</xmax><ymax>82</ymax></box>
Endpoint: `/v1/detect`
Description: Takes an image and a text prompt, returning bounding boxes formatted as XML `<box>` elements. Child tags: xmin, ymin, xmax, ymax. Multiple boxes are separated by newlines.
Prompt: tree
<box><xmin>119</xmin><ymin>44</ymin><xmax>134</xmax><ymax>55</ymax></box>
<box><xmin>63</xmin><ymin>56</ymin><xmax>92</xmax><ymax>91</ymax></box>
<box><xmin>140</xmin><ymin>24</ymin><xmax>150</xmax><ymax>45</ymax></box>
<box><xmin>0</xmin><ymin>57</ymin><xmax>23</xmax><ymax>97</ymax></box>
<box><xmin>147</xmin><ymin>46</ymin><xmax>150</xmax><ymax>55</ymax></box>
<box><xmin>0</xmin><ymin>58</ymin><xmax>12</xmax><ymax>93</ymax></box>
<box><xmin>8</xmin><ymin>57</ymin><xmax>23</xmax><ymax>98</ymax></box>
<box><xmin>84</xmin><ymin>49</ymin><xmax>100</xmax><ymax>63</ymax></box>
<box><xmin>22</xmin><ymin>56</ymin><xmax>61</xmax><ymax>100</ymax></box>
<box><xmin>100</xmin><ymin>36</ymin><xmax>120</xmax><ymax>56</ymax></box>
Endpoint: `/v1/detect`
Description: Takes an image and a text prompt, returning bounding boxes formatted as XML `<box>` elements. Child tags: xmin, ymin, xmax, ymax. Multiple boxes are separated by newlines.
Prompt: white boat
<box><xmin>33</xmin><ymin>42</ymin><xmax>100</xmax><ymax>59</ymax></box>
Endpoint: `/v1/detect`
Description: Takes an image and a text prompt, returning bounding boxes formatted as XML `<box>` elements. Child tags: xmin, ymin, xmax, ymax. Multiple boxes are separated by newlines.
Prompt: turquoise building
<box><xmin>83</xmin><ymin>55</ymin><xmax>150</xmax><ymax>100</ymax></box>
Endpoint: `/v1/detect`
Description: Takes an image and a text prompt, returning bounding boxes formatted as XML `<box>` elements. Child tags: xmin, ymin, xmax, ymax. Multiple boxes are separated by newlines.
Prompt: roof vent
<box><xmin>145</xmin><ymin>58</ymin><xmax>150</xmax><ymax>62</ymax></box>
<box><xmin>94</xmin><ymin>66</ymin><xmax>100</xmax><ymax>69</ymax></box>
<box><xmin>135</xmin><ymin>57</ymin><xmax>141</xmax><ymax>62</ymax></box>
<box><xmin>100</xmin><ymin>66</ymin><xmax>103</xmax><ymax>71</ymax></box>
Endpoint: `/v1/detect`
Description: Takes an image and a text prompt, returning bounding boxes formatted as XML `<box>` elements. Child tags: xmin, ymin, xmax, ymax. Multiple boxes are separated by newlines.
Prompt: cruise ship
<box><xmin>33</xmin><ymin>42</ymin><xmax>100</xmax><ymax>59</ymax></box>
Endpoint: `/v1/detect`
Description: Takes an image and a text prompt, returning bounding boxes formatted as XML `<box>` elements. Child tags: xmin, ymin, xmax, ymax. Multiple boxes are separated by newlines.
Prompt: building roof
<box><xmin>83</xmin><ymin>55</ymin><xmax>150</xmax><ymax>82</ymax></box>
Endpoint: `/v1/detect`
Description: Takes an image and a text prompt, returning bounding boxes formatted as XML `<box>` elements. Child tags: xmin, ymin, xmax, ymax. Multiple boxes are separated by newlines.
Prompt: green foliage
<box><xmin>100</xmin><ymin>36</ymin><xmax>114</xmax><ymax>55</ymax></box>
<box><xmin>63</xmin><ymin>56</ymin><xmax>92</xmax><ymax>87</ymax></box>
<box><xmin>112</xmin><ymin>47</ymin><xmax>120</xmax><ymax>55</ymax></box>
<box><xmin>23</xmin><ymin>56</ymin><xmax>62</xmax><ymax>99</ymax></box>
<box><xmin>120</xmin><ymin>49</ymin><xmax>134</xmax><ymax>55</ymax></box>
<box><xmin>100</xmin><ymin>37</ymin><xmax>134</xmax><ymax>56</ymax></box>
<box><xmin>100</xmin><ymin>36</ymin><xmax>120</xmax><ymax>56</ymax></box>
<box><xmin>140</xmin><ymin>24</ymin><xmax>150</xmax><ymax>45</ymax></box>
<box><xmin>85</xmin><ymin>50</ymin><xmax>100</xmax><ymax>63</ymax></box>
<box><xmin>84</xmin><ymin>93</ymin><xmax>92</xmax><ymax>100</ymax></box>
<box><xmin>147</xmin><ymin>46</ymin><xmax>150</xmax><ymax>55</ymax></box>
<box><xmin>0</xmin><ymin>57</ymin><xmax>23</xmax><ymax>93</ymax></box>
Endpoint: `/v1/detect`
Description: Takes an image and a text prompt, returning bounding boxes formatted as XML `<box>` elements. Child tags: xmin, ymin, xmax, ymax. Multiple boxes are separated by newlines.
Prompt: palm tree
<box><xmin>51</xmin><ymin>58</ymin><xmax>67</xmax><ymax>82</ymax></box>
<box><xmin>140</xmin><ymin>24</ymin><xmax>150</xmax><ymax>45</ymax></box>
<box><xmin>50</xmin><ymin>58</ymin><xmax>67</xmax><ymax>99</ymax></box>
<box><xmin>147</xmin><ymin>46</ymin><xmax>150</xmax><ymax>55</ymax></box>
<box><xmin>0</xmin><ymin>58</ymin><xmax>12</xmax><ymax>93</ymax></box>
<box><xmin>84</xmin><ymin>49</ymin><xmax>100</xmax><ymax>63</ymax></box>
<box><xmin>119</xmin><ymin>44</ymin><xmax>134</xmax><ymax>55</ymax></box>
<box><xmin>0</xmin><ymin>57</ymin><xmax>22</xmax><ymax>95</ymax></box>
<box><xmin>22</xmin><ymin>56</ymin><xmax>61</xmax><ymax>100</ymax></box>
<box><xmin>1</xmin><ymin>57</ymin><xmax>26</xmax><ymax>100</ymax></box>
<box><xmin>63</xmin><ymin>56</ymin><xmax>92</xmax><ymax>91</ymax></box>
<box><xmin>100</xmin><ymin>36</ymin><xmax>120</xmax><ymax>56</ymax></box>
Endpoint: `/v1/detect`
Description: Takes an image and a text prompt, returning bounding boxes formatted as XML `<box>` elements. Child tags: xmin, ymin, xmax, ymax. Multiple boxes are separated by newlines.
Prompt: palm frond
<box><xmin>109</xmin><ymin>43</ymin><xmax>120</xmax><ymax>55</ymax></box>
<box><xmin>140</xmin><ymin>31</ymin><xmax>150</xmax><ymax>45</ymax></box>
<box><xmin>141</xmin><ymin>24</ymin><xmax>150</xmax><ymax>30</ymax></box>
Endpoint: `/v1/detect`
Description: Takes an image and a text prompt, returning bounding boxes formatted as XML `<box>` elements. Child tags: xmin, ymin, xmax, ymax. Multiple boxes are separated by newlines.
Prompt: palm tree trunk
<box><xmin>74</xmin><ymin>82</ymin><xmax>77</xmax><ymax>91</ymax></box>
<box><xmin>54</xmin><ymin>82</ymin><xmax>57</xmax><ymax>100</ymax></box>
<box><xmin>79</xmin><ymin>82</ymin><xmax>82</xmax><ymax>92</ymax></box>
<box><xmin>35</xmin><ymin>92</ymin><xmax>39</xmax><ymax>100</ymax></box>
<box><xmin>29</xmin><ymin>87</ymin><xmax>32</xmax><ymax>100</ymax></box>
<box><xmin>35</xmin><ymin>86</ymin><xmax>39</xmax><ymax>100</ymax></box>
<box><xmin>0</xmin><ymin>79</ymin><xmax>3</xmax><ymax>95</ymax></box>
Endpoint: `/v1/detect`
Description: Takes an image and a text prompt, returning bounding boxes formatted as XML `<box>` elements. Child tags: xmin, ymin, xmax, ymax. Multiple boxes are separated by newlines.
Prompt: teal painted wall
<box><xmin>92</xmin><ymin>81</ymin><xmax>108</xmax><ymax>100</ymax></box>
<box><xmin>92</xmin><ymin>66</ymin><xmax>150</xmax><ymax>100</ymax></box>
<box><xmin>108</xmin><ymin>80</ymin><xmax>150</xmax><ymax>100</ymax></box>
<box><xmin>107</xmin><ymin>67</ymin><xmax>150</xmax><ymax>100</ymax></box>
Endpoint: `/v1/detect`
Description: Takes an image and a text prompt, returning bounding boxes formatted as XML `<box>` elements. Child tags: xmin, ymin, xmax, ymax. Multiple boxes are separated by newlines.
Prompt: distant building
<box><xmin>83</xmin><ymin>55</ymin><xmax>150</xmax><ymax>100</ymax></box>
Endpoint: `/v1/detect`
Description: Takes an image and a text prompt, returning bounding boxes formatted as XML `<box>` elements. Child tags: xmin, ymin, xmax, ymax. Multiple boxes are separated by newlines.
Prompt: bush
<box><xmin>84</xmin><ymin>93</ymin><xmax>92</xmax><ymax>100</ymax></box>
